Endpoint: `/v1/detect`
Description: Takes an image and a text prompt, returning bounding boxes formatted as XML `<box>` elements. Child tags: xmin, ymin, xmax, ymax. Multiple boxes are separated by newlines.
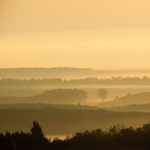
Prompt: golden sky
<box><xmin>0</xmin><ymin>0</ymin><xmax>150</xmax><ymax>69</ymax></box>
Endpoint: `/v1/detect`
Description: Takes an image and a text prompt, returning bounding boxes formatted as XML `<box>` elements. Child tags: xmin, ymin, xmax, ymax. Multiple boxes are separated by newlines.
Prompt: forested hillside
<box><xmin>1</xmin><ymin>108</ymin><xmax>150</xmax><ymax>134</ymax></box>
<box><xmin>99</xmin><ymin>92</ymin><xmax>150</xmax><ymax>107</ymax></box>
<box><xmin>0</xmin><ymin>89</ymin><xmax>87</xmax><ymax>104</ymax></box>
<box><xmin>103</xmin><ymin>103</ymin><xmax>150</xmax><ymax>112</ymax></box>
<box><xmin>0</xmin><ymin>103</ymin><xmax>98</xmax><ymax>110</ymax></box>
<box><xmin>1</xmin><ymin>68</ymin><xmax>150</xmax><ymax>79</ymax></box>
<box><xmin>1</xmin><ymin>76</ymin><xmax>150</xmax><ymax>87</ymax></box>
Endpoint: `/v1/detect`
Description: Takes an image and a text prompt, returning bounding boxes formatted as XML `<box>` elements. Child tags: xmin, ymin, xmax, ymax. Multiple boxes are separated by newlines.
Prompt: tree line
<box><xmin>99</xmin><ymin>92</ymin><xmax>150</xmax><ymax>107</ymax></box>
<box><xmin>1</xmin><ymin>120</ymin><xmax>150</xmax><ymax>150</ymax></box>
<box><xmin>1</xmin><ymin>67</ymin><xmax>149</xmax><ymax>79</ymax></box>
<box><xmin>0</xmin><ymin>89</ymin><xmax>88</xmax><ymax>104</ymax></box>
<box><xmin>0</xmin><ymin>103</ymin><xmax>98</xmax><ymax>110</ymax></box>
<box><xmin>1</xmin><ymin>107</ymin><xmax>150</xmax><ymax>135</ymax></box>
<box><xmin>1</xmin><ymin>76</ymin><xmax>150</xmax><ymax>87</ymax></box>
<box><xmin>104</xmin><ymin>103</ymin><xmax>150</xmax><ymax>112</ymax></box>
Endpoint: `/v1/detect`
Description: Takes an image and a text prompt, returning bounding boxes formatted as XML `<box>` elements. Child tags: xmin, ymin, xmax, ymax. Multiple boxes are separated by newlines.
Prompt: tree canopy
<box><xmin>1</xmin><ymin>121</ymin><xmax>150</xmax><ymax>149</ymax></box>
<box><xmin>30</xmin><ymin>121</ymin><xmax>44</xmax><ymax>137</ymax></box>
<box><xmin>97</xmin><ymin>88</ymin><xmax>108</xmax><ymax>101</ymax></box>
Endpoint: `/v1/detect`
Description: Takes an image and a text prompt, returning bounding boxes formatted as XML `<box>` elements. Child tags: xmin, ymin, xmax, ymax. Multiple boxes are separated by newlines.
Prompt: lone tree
<box><xmin>97</xmin><ymin>88</ymin><xmax>108</xmax><ymax>102</ymax></box>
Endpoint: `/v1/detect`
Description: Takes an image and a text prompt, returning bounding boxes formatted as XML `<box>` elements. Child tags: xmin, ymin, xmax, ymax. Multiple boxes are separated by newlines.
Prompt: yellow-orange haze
<box><xmin>0</xmin><ymin>0</ymin><xmax>150</xmax><ymax>69</ymax></box>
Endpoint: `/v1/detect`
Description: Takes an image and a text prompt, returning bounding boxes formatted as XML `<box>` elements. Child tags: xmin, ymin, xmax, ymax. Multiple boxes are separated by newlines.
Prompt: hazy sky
<box><xmin>1</xmin><ymin>0</ymin><xmax>150</xmax><ymax>69</ymax></box>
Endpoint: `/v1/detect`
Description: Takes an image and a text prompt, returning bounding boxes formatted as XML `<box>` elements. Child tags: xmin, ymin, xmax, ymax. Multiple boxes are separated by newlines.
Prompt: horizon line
<box><xmin>1</xmin><ymin>67</ymin><xmax>150</xmax><ymax>71</ymax></box>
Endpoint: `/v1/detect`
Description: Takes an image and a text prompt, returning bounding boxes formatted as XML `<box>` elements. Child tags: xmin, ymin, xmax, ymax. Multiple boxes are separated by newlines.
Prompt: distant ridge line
<box><xmin>1</xmin><ymin>67</ymin><xmax>150</xmax><ymax>79</ymax></box>
<box><xmin>1</xmin><ymin>67</ymin><xmax>150</xmax><ymax>71</ymax></box>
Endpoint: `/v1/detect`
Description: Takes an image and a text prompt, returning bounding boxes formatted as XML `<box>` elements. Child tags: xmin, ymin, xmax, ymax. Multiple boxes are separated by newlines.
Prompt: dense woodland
<box><xmin>1</xmin><ymin>67</ymin><xmax>150</xmax><ymax>79</ymax></box>
<box><xmin>1</xmin><ymin>120</ymin><xmax>150</xmax><ymax>150</ymax></box>
<box><xmin>1</xmin><ymin>68</ymin><xmax>150</xmax><ymax>149</ymax></box>
<box><xmin>1</xmin><ymin>76</ymin><xmax>150</xmax><ymax>87</ymax></box>
<box><xmin>1</xmin><ymin>90</ymin><xmax>150</xmax><ymax>107</ymax></box>
<box><xmin>0</xmin><ymin>103</ymin><xmax>98</xmax><ymax>110</ymax></box>
<box><xmin>99</xmin><ymin>92</ymin><xmax>150</xmax><ymax>107</ymax></box>
<box><xmin>0</xmin><ymin>89</ymin><xmax>87</xmax><ymax>104</ymax></box>
<box><xmin>1</xmin><ymin>107</ymin><xmax>150</xmax><ymax>134</ymax></box>
<box><xmin>104</xmin><ymin>103</ymin><xmax>150</xmax><ymax>112</ymax></box>
<box><xmin>1</xmin><ymin>102</ymin><xmax>150</xmax><ymax>113</ymax></box>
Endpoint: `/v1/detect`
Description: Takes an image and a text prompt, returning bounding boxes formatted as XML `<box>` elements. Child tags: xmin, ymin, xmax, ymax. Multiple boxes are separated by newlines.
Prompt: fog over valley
<box><xmin>1</xmin><ymin>0</ymin><xmax>150</xmax><ymax>149</ymax></box>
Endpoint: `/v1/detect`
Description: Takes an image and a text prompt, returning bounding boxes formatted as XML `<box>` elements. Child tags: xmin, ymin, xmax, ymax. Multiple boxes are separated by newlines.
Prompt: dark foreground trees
<box><xmin>1</xmin><ymin>121</ymin><xmax>150</xmax><ymax>150</ymax></box>
<box><xmin>0</xmin><ymin>121</ymin><xmax>50</xmax><ymax>150</ymax></box>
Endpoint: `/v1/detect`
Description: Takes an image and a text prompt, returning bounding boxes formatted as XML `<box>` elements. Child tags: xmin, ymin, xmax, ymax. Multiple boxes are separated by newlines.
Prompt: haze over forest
<box><xmin>1</xmin><ymin>67</ymin><xmax>150</xmax><ymax>138</ymax></box>
<box><xmin>1</xmin><ymin>1</ymin><xmax>150</xmax><ymax>149</ymax></box>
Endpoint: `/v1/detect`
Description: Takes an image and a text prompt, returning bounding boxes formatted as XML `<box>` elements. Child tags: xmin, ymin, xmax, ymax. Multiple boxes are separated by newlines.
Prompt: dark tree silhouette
<box><xmin>30</xmin><ymin>121</ymin><xmax>44</xmax><ymax>137</ymax></box>
<box><xmin>2</xmin><ymin>121</ymin><xmax>150</xmax><ymax>149</ymax></box>
<box><xmin>97</xmin><ymin>88</ymin><xmax>108</xmax><ymax>101</ymax></box>
<box><xmin>30</xmin><ymin>121</ymin><xmax>50</xmax><ymax>150</ymax></box>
